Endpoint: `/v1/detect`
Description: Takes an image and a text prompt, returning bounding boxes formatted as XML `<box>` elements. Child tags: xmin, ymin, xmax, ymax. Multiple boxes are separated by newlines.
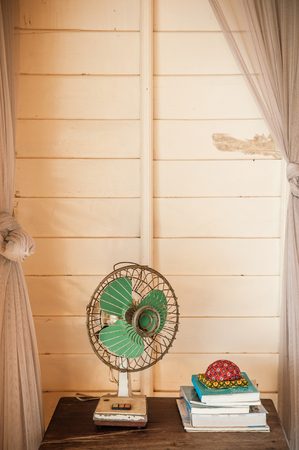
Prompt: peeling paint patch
<box><xmin>212</xmin><ymin>133</ymin><xmax>281</xmax><ymax>159</ymax></box>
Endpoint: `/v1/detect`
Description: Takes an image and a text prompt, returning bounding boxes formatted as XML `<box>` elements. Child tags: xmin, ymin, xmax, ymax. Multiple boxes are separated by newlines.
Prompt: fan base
<box><xmin>93</xmin><ymin>395</ymin><xmax>147</xmax><ymax>427</ymax></box>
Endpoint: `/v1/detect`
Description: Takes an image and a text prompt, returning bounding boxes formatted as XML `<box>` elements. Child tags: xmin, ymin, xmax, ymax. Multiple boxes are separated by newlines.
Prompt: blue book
<box><xmin>191</xmin><ymin>372</ymin><xmax>260</xmax><ymax>404</ymax></box>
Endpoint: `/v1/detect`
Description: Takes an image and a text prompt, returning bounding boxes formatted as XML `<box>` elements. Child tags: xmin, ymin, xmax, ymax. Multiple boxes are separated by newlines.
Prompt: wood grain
<box><xmin>17</xmin><ymin>119</ymin><xmax>140</xmax><ymax>159</ymax></box>
<box><xmin>19</xmin><ymin>75</ymin><xmax>140</xmax><ymax>119</ymax></box>
<box><xmin>26</xmin><ymin>274</ymin><xmax>279</xmax><ymax>317</ymax></box>
<box><xmin>154</xmin><ymin>76</ymin><xmax>262</xmax><ymax>120</ymax></box>
<box><xmin>154</xmin><ymin>238</ymin><xmax>280</xmax><ymax>276</ymax></box>
<box><xmin>20</xmin><ymin>0</ymin><xmax>140</xmax><ymax>30</ymax></box>
<box><xmin>16</xmin><ymin>198</ymin><xmax>140</xmax><ymax>237</ymax></box>
<box><xmin>15</xmin><ymin>159</ymin><xmax>140</xmax><ymax>198</ymax></box>
<box><xmin>20</xmin><ymin>31</ymin><xmax>140</xmax><ymax>75</ymax></box>
<box><xmin>154</xmin><ymin>198</ymin><xmax>281</xmax><ymax>238</ymax></box>
<box><xmin>154</xmin><ymin>161</ymin><xmax>281</xmax><ymax>197</ymax></box>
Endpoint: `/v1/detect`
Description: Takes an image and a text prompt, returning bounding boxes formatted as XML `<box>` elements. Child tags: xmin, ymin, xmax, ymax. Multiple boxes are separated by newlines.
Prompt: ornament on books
<box><xmin>198</xmin><ymin>359</ymin><xmax>249</xmax><ymax>389</ymax></box>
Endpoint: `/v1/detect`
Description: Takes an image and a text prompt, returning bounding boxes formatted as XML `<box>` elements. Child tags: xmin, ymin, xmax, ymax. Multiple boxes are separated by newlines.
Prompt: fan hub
<box><xmin>132</xmin><ymin>305</ymin><xmax>161</xmax><ymax>338</ymax></box>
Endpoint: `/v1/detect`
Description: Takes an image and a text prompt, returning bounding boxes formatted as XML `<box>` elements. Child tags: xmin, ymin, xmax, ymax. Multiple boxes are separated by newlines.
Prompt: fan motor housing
<box><xmin>131</xmin><ymin>305</ymin><xmax>161</xmax><ymax>338</ymax></box>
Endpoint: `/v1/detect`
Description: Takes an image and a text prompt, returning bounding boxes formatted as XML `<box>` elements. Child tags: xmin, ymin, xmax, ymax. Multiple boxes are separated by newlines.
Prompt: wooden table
<box><xmin>39</xmin><ymin>397</ymin><xmax>289</xmax><ymax>449</ymax></box>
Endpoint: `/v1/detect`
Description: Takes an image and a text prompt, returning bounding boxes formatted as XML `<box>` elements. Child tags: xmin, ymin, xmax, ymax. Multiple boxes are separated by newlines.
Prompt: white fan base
<box><xmin>93</xmin><ymin>371</ymin><xmax>147</xmax><ymax>427</ymax></box>
<box><xmin>93</xmin><ymin>394</ymin><xmax>147</xmax><ymax>427</ymax></box>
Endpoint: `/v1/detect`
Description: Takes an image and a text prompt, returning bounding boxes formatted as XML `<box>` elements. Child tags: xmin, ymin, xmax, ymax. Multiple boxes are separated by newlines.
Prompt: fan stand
<box><xmin>93</xmin><ymin>371</ymin><xmax>147</xmax><ymax>428</ymax></box>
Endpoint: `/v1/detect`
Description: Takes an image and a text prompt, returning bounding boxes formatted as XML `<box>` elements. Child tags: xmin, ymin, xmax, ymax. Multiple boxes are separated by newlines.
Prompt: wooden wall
<box><xmin>15</xmin><ymin>0</ymin><xmax>283</xmax><ymax>427</ymax></box>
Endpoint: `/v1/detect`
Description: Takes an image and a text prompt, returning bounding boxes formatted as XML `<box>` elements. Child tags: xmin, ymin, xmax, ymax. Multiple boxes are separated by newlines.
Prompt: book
<box><xmin>185</xmin><ymin>399</ymin><xmax>267</xmax><ymax>427</ymax></box>
<box><xmin>176</xmin><ymin>399</ymin><xmax>270</xmax><ymax>433</ymax></box>
<box><xmin>180</xmin><ymin>386</ymin><xmax>250</xmax><ymax>414</ymax></box>
<box><xmin>191</xmin><ymin>372</ymin><xmax>260</xmax><ymax>404</ymax></box>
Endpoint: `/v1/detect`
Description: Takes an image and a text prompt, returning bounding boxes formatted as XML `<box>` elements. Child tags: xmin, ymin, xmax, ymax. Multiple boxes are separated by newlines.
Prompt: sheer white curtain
<box><xmin>208</xmin><ymin>0</ymin><xmax>299</xmax><ymax>448</ymax></box>
<box><xmin>0</xmin><ymin>0</ymin><xmax>44</xmax><ymax>448</ymax></box>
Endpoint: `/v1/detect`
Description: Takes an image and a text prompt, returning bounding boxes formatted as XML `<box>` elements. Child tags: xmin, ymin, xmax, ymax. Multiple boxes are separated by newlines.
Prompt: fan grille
<box><xmin>86</xmin><ymin>263</ymin><xmax>179</xmax><ymax>372</ymax></box>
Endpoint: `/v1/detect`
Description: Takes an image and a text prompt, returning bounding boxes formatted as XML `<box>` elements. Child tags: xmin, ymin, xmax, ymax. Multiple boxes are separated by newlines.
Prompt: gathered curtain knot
<box><xmin>0</xmin><ymin>212</ymin><xmax>35</xmax><ymax>262</ymax></box>
<box><xmin>287</xmin><ymin>162</ymin><xmax>299</xmax><ymax>198</ymax></box>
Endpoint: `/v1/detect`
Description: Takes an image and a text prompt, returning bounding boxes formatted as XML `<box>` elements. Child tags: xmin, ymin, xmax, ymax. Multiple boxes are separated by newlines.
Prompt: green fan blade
<box><xmin>138</xmin><ymin>290</ymin><xmax>167</xmax><ymax>333</ymax></box>
<box><xmin>100</xmin><ymin>277</ymin><xmax>133</xmax><ymax>317</ymax></box>
<box><xmin>99</xmin><ymin>320</ymin><xmax>144</xmax><ymax>358</ymax></box>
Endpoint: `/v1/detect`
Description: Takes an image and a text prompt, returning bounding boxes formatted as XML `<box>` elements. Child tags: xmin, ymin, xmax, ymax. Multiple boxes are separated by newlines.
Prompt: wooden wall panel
<box><xmin>153</xmin><ymin>0</ymin><xmax>221</xmax><ymax>31</ymax></box>
<box><xmin>16</xmin><ymin>120</ymin><xmax>140</xmax><ymax>159</ymax></box>
<box><xmin>26</xmin><ymin>276</ymin><xmax>102</xmax><ymax>316</ymax></box>
<box><xmin>39</xmin><ymin>355</ymin><xmax>141</xmax><ymax>391</ymax></box>
<box><xmin>15</xmin><ymin>159</ymin><xmax>140</xmax><ymax>198</ymax></box>
<box><xmin>171</xmin><ymin>318</ymin><xmax>279</xmax><ymax>354</ymax></box>
<box><xmin>20</xmin><ymin>31</ymin><xmax>140</xmax><ymax>75</ymax></box>
<box><xmin>26</xmin><ymin>274</ymin><xmax>280</xmax><ymax>318</ymax></box>
<box><xmin>22</xmin><ymin>238</ymin><xmax>140</xmax><ymax>276</ymax></box>
<box><xmin>154</xmin><ymin>0</ymin><xmax>244</xmax><ymax>32</ymax></box>
<box><xmin>154</xmin><ymin>239</ymin><xmax>280</xmax><ymax>276</ymax></box>
<box><xmin>17</xmin><ymin>0</ymin><xmax>283</xmax><ymax>414</ymax></box>
<box><xmin>154</xmin><ymin>119</ymin><xmax>279</xmax><ymax>160</ymax></box>
<box><xmin>16</xmin><ymin>198</ymin><xmax>140</xmax><ymax>237</ymax></box>
<box><xmin>154</xmin><ymin>76</ymin><xmax>262</xmax><ymax>120</ymax></box>
<box><xmin>154</xmin><ymin>354</ymin><xmax>279</xmax><ymax>392</ymax></box>
<box><xmin>154</xmin><ymin>198</ymin><xmax>281</xmax><ymax>238</ymax></box>
<box><xmin>19</xmin><ymin>75</ymin><xmax>139</xmax><ymax>119</ymax></box>
<box><xmin>154</xmin><ymin>161</ymin><xmax>281</xmax><ymax>197</ymax></box>
<box><xmin>20</xmin><ymin>0</ymin><xmax>140</xmax><ymax>30</ymax></box>
<box><xmin>154</xmin><ymin>32</ymin><xmax>240</xmax><ymax>75</ymax></box>
<box><xmin>167</xmin><ymin>275</ymin><xmax>280</xmax><ymax>317</ymax></box>
<box><xmin>34</xmin><ymin>317</ymin><xmax>278</xmax><ymax>355</ymax></box>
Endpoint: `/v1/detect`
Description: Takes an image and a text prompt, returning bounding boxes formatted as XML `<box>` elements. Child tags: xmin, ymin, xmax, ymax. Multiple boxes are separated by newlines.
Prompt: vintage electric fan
<box><xmin>86</xmin><ymin>262</ymin><xmax>179</xmax><ymax>427</ymax></box>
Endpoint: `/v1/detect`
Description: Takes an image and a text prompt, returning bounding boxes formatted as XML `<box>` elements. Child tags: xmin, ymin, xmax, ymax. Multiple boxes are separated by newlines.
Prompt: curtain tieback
<box><xmin>287</xmin><ymin>162</ymin><xmax>299</xmax><ymax>198</ymax></box>
<box><xmin>0</xmin><ymin>212</ymin><xmax>35</xmax><ymax>262</ymax></box>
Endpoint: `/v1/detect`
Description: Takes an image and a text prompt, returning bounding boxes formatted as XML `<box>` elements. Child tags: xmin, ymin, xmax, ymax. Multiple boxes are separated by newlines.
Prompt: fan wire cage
<box><xmin>86</xmin><ymin>263</ymin><xmax>179</xmax><ymax>372</ymax></box>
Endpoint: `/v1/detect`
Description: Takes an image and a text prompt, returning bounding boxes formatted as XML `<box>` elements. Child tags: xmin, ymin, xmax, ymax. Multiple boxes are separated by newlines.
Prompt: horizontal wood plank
<box><xmin>15</xmin><ymin>159</ymin><xmax>140</xmax><ymax>198</ymax></box>
<box><xmin>154</xmin><ymin>198</ymin><xmax>281</xmax><ymax>238</ymax></box>
<box><xmin>39</xmin><ymin>354</ymin><xmax>141</xmax><ymax>392</ymax></box>
<box><xmin>154</xmin><ymin>238</ymin><xmax>280</xmax><ymax>276</ymax></box>
<box><xmin>27</xmin><ymin>276</ymin><xmax>103</xmax><ymax>316</ymax></box>
<box><xmin>15</xmin><ymin>198</ymin><xmax>140</xmax><ymax>237</ymax></box>
<box><xmin>154</xmin><ymin>161</ymin><xmax>281</xmax><ymax>197</ymax></box>
<box><xmin>34</xmin><ymin>317</ymin><xmax>279</xmax><ymax>354</ymax></box>
<box><xmin>27</xmin><ymin>274</ymin><xmax>279</xmax><ymax>318</ymax></box>
<box><xmin>154</xmin><ymin>32</ymin><xmax>242</xmax><ymax>75</ymax></box>
<box><xmin>19</xmin><ymin>75</ymin><xmax>140</xmax><ymax>119</ymax></box>
<box><xmin>20</xmin><ymin>0</ymin><xmax>140</xmax><ymax>30</ymax></box>
<box><xmin>20</xmin><ymin>31</ymin><xmax>139</xmax><ymax>75</ymax></box>
<box><xmin>154</xmin><ymin>0</ymin><xmax>221</xmax><ymax>31</ymax></box>
<box><xmin>154</xmin><ymin>353</ymin><xmax>279</xmax><ymax>392</ymax></box>
<box><xmin>154</xmin><ymin>76</ymin><xmax>262</xmax><ymax>120</ymax></box>
<box><xmin>167</xmin><ymin>275</ymin><xmax>280</xmax><ymax>317</ymax></box>
<box><xmin>154</xmin><ymin>119</ymin><xmax>279</xmax><ymax>160</ymax></box>
<box><xmin>171</xmin><ymin>317</ymin><xmax>279</xmax><ymax>354</ymax></box>
<box><xmin>22</xmin><ymin>238</ymin><xmax>140</xmax><ymax>275</ymax></box>
<box><xmin>16</xmin><ymin>120</ymin><xmax>140</xmax><ymax>159</ymax></box>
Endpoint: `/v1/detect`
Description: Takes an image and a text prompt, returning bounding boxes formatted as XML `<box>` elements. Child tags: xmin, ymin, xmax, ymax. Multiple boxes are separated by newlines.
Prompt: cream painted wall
<box><xmin>15</xmin><ymin>0</ymin><xmax>283</xmax><ymax>427</ymax></box>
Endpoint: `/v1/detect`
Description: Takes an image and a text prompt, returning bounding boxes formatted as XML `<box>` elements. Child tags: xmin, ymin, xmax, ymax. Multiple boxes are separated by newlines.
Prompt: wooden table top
<box><xmin>39</xmin><ymin>397</ymin><xmax>289</xmax><ymax>449</ymax></box>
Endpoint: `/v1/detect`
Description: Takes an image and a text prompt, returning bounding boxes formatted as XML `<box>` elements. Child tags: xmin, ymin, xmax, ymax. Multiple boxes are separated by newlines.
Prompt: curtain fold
<box><xmin>0</xmin><ymin>0</ymin><xmax>44</xmax><ymax>448</ymax></box>
<box><xmin>208</xmin><ymin>1</ymin><xmax>299</xmax><ymax>448</ymax></box>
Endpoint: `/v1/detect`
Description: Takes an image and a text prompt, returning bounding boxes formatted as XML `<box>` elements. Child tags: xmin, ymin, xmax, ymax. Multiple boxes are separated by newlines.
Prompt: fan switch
<box><xmin>112</xmin><ymin>403</ymin><xmax>131</xmax><ymax>410</ymax></box>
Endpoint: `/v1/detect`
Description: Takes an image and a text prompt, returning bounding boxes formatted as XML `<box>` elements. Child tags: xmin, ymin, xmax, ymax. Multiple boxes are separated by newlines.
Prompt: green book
<box><xmin>191</xmin><ymin>372</ymin><xmax>260</xmax><ymax>404</ymax></box>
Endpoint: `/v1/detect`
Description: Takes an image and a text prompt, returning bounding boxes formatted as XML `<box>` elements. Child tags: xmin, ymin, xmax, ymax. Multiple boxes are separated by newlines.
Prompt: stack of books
<box><xmin>177</xmin><ymin>372</ymin><xmax>269</xmax><ymax>432</ymax></box>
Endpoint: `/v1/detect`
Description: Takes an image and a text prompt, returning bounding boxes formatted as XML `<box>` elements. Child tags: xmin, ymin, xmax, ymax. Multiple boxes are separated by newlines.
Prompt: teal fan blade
<box><xmin>99</xmin><ymin>320</ymin><xmax>144</xmax><ymax>358</ymax></box>
<box><xmin>98</xmin><ymin>277</ymin><xmax>167</xmax><ymax>358</ymax></box>
<box><xmin>137</xmin><ymin>290</ymin><xmax>167</xmax><ymax>333</ymax></box>
<box><xmin>100</xmin><ymin>277</ymin><xmax>133</xmax><ymax>317</ymax></box>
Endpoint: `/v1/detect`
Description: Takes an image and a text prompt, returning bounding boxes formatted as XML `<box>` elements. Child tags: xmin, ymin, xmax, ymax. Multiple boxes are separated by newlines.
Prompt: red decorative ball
<box><xmin>205</xmin><ymin>360</ymin><xmax>242</xmax><ymax>382</ymax></box>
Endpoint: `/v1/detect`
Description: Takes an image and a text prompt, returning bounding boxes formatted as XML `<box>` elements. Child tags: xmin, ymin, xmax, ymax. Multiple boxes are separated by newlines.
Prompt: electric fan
<box><xmin>86</xmin><ymin>262</ymin><xmax>179</xmax><ymax>427</ymax></box>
